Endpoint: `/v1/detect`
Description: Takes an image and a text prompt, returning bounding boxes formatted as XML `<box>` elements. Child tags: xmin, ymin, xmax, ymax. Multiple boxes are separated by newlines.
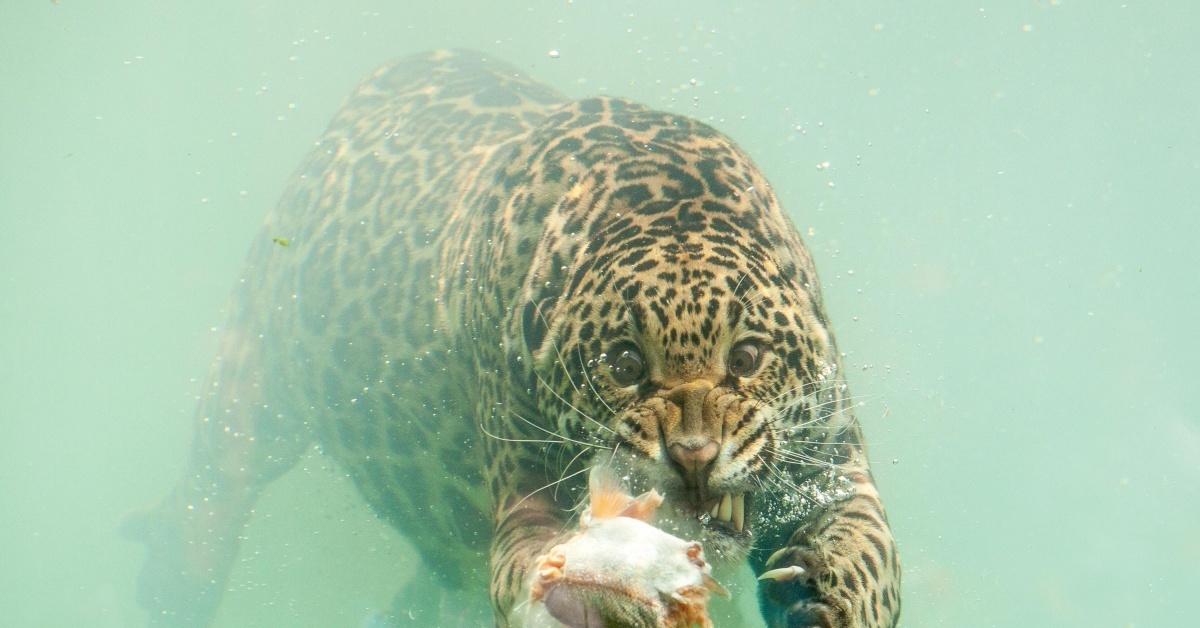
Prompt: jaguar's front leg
<box><xmin>755</xmin><ymin>469</ymin><xmax>901</xmax><ymax>628</ymax></box>
<box><xmin>489</xmin><ymin>492</ymin><xmax>574</xmax><ymax>627</ymax></box>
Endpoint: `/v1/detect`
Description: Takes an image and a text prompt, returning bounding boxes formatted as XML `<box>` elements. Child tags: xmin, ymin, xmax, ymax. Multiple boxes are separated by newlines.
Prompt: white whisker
<box><xmin>509</xmin><ymin>464</ymin><xmax>592</xmax><ymax>512</ymax></box>
<box><xmin>534</xmin><ymin>302</ymin><xmax>583</xmax><ymax>396</ymax></box>
<box><xmin>531</xmin><ymin>369</ymin><xmax>615</xmax><ymax>436</ymax></box>
<box><xmin>553</xmin><ymin>445</ymin><xmax>594</xmax><ymax>502</ymax></box>
<box><xmin>576</xmin><ymin>344</ymin><xmax>618</xmax><ymax>418</ymax></box>
<box><xmin>507</xmin><ymin>409</ymin><xmax>611</xmax><ymax>450</ymax></box>
<box><xmin>478</xmin><ymin>423</ymin><xmax>567</xmax><ymax>446</ymax></box>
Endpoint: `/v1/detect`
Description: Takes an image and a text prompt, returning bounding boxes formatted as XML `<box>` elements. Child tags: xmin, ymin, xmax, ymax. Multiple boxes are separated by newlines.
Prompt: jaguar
<box><xmin>127</xmin><ymin>49</ymin><xmax>900</xmax><ymax>627</ymax></box>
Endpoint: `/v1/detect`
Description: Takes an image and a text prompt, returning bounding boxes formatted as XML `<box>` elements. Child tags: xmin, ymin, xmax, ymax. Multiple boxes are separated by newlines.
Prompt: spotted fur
<box><xmin>128</xmin><ymin>50</ymin><xmax>899</xmax><ymax>627</ymax></box>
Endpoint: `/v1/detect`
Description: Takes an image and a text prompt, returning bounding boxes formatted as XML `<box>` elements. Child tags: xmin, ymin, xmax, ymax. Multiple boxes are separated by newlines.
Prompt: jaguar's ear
<box><xmin>521</xmin><ymin>300</ymin><xmax>550</xmax><ymax>360</ymax></box>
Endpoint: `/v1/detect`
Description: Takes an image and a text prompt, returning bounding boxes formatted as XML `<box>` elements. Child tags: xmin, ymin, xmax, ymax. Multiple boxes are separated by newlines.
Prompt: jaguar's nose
<box><xmin>668</xmin><ymin>437</ymin><xmax>719</xmax><ymax>479</ymax></box>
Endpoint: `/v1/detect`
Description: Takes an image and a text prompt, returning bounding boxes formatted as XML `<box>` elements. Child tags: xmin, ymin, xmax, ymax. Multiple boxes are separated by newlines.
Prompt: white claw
<box><xmin>765</xmin><ymin>547</ymin><xmax>790</xmax><ymax>566</ymax></box>
<box><xmin>757</xmin><ymin>565</ymin><xmax>807</xmax><ymax>581</ymax></box>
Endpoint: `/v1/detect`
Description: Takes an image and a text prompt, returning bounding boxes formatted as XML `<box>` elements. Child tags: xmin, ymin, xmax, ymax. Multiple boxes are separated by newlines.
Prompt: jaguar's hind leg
<box><xmin>123</xmin><ymin>301</ymin><xmax>311</xmax><ymax>626</ymax></box>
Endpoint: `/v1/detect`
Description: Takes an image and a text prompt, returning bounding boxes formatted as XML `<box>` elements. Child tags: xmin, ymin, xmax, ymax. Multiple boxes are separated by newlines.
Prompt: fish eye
<box><xmin>609</xmin><ymin>346</ymin><xmax>646</xmax><ymax>386</ymax></box>
<box><xmin>728</xmin><ymin>341</ymin><xmax>762</xmax><ymax>377</ymax></box>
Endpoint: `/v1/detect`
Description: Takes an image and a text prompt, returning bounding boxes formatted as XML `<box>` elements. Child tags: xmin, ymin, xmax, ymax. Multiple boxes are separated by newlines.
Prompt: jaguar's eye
<box><xmin>728</xmin><ymin>341</ymin><xmax>762</xmax><ymax>377</ymax></box>
<box><xmin>609</xmin><ymin>347</ymin><xmax>646</xmax><ymax>386</ymax></box>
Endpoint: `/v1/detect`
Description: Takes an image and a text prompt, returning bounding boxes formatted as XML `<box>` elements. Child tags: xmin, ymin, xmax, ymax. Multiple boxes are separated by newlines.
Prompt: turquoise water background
<box><xmin>2</xmin><ymin>1</ymin><xmax>1197</xmax><ymax>626</ymax></box>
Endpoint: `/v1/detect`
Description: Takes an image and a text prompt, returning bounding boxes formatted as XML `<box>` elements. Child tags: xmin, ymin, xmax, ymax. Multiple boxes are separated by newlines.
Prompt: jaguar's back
<box><xmin>128</xmin><ymin>50</ymin><xmax>569</xmax><ymax>622</ymax></box>
<box><xmin>259</xmin><ymin>50</ymin><xmax>568</xmax><ymax>583</ymax></box>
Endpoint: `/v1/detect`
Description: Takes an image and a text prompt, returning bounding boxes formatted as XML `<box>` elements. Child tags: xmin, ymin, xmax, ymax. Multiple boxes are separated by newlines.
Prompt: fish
<box><xmin>529</xmin><ymin>466</ymin><xmax>729</xmax><ymax>628</ymax></box>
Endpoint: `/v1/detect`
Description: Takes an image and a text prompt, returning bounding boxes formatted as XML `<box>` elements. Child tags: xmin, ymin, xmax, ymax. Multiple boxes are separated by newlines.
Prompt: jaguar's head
<box><xmin>513</xmin><ymin>98</ymin><xmax>857</xmax><ymax>563</ymax></box>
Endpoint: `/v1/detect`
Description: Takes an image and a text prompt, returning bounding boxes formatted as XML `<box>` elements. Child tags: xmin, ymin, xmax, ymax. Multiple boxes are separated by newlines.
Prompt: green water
<box><xmin>2</xmin><ymin>1</ymin><xmax>1196</xmax><ymax>626</ymax></box>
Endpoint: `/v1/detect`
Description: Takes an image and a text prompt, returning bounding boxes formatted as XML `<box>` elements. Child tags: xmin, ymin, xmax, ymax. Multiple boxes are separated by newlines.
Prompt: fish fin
<box><xmin>619</xmin><ymin>488</ymin><xmax>664</xmax><ymax>521</ymax></box>
<box><xmin>587</xmin><ymin>465</ymin><xmax>633</xmax><ymax>519</ymax></box>
<box><xmin>587</xmin><ymin>465</ymin><xmax>664</xmax><ymax>521</ymax></box>
<box><xmin>703</xmin><ymin>573</ymin><xmax>731</xmax><ymax>599</ymax></box>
